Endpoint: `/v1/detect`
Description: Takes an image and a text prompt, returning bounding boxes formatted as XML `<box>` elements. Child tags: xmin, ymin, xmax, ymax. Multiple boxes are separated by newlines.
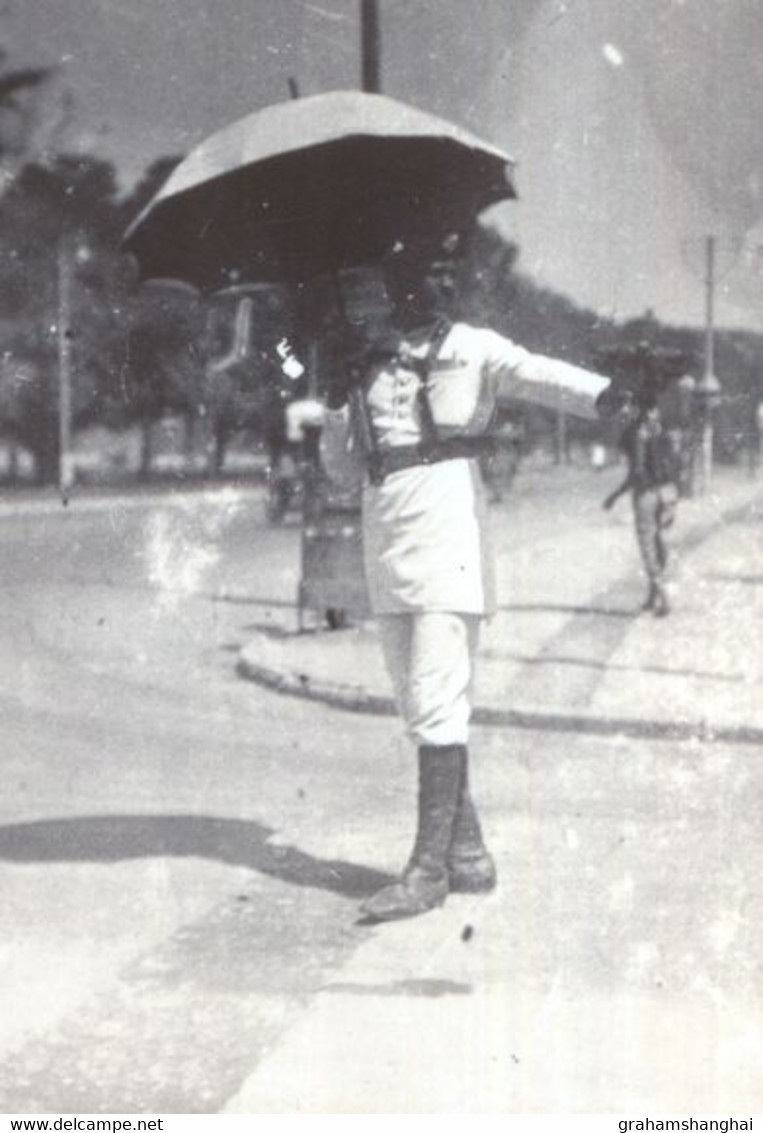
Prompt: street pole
<box><xmin>361</xmin><ymin>0</ymin><xmax>381</xmax><ymax>93</ymax></box>
<box><xmin>698</xmin><ymin>233</ymin><xmax>716</xmax><ymax>495</ymax></box>
<box><xmin>750</xmin><ymin>381</ymin><xmax>762</xmax><ymax>479</ymax></box>
<box><xmin>554</xmin><ymin>409</ymin><xmax>567</xmax><ymax>465</ymax></box>
<box><xmin>704</xmin><ymin>234</ymin><xmax>716</xmax><ymax>381</ymax></box>
<box><xmin>57</xmin><ymin>235</ymin><xmax>74</xmax><ymax>503</ymax></box>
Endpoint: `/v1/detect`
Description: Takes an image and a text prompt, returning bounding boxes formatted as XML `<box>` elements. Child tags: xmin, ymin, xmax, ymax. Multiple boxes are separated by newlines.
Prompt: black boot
<box><xmin>360</xmin><ymin>744</ymin><xmax>464</xmax><ymax>923</ymax></box>
<box><xmin>447</xmin><ymin>753</ymin><xmax>497</xmax><ymax>893</ymax></box>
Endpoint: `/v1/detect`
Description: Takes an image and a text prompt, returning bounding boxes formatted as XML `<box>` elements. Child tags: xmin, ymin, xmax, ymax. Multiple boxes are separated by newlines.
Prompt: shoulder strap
<box><xmin>421</xmin><ymin>317</ymin><xmax>453</xmax><ymax>376</ymax></box>
<box><xmin>416</xmin><ymin>317</ymin><xmax>452</xmax><ymax>445</ymax></box>
<box><xmin>351</xmin><ymin>317</ymin><xmax>453</xmax><ymax>484</ymax></box>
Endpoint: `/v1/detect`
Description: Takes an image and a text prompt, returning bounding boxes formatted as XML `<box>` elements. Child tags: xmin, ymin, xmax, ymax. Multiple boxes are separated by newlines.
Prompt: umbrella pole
<box><xmin>329</xmin><ymin>269</ymin><xmax>359</xmax><ymax>394</ymax></box>
<box><xmin>330</xmin><ymin>270</ymin><xmax>350</xmax><ymax>337</ymax></box>
<box><xmin>295</xmin><ymin>271</ymin><xmax>370</xmax><ymax>630</ymax></box>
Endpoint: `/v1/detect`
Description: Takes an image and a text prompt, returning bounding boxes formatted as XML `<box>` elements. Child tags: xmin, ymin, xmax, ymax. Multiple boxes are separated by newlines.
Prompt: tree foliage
<box><xmin>0</xmin><ymin>154</ymin><xmax>128</xmax><ymax>478</ymax></box>
<box><xmin>0</xmin><ymin>147</ymin><xmax>209</xmax><ymax>481</ymax></box>
<box><xmin>0</xmin><ymin>45</ymin><xmax>54</xmax><ymax>168</ymax></box>
<box><xmin>1</xmin><ymin>127</ymin><xmax>761</xmax><ymax>483</ymax></box>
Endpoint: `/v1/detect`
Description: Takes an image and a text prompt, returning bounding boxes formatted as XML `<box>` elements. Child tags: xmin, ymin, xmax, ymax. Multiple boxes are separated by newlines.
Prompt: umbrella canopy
<box><xmin>122</xmin><ymin>90</ymin><xmax>516</xmax><ymax>292</ymax></box>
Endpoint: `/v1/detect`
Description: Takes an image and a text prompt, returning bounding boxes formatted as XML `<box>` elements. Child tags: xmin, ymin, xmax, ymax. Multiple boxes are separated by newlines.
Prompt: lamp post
<box><xmin>361</xmin><ymin>0</ymin><xmax>381</xmax><ymax>93</ymax></box>
<box><xmin>677</xmin><ymin>372</ymin><xmax>697</xmax><ymax>497</ymax></box>
<box><xmin>57</xmin><ymin>236</ymin><xmax>74</xmax><ymax>501</ymax></box>
<box><xmin>693</xmin><ymin>368</ymin><xmax>721</xmax><ymax>496</ymax></box>
<box><xmin>754</xmin><ymin>397</ymin><xmax>763</xmax><ymax>477</ymax></box>
<box><xmin>697</xmin><ymin>234</ymin><xmax>720</xmax><ymax>495</ymax></box>
<box><xmin>57</xmin><ymin>233</ymin><xmax>90</xmax><ymax>502</ymax></box>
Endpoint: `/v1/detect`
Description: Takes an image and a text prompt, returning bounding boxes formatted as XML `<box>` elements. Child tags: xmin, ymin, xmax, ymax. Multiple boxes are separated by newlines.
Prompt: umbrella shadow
<box><xmin>0</xmin><ymin>813</ymin><xmax>391</xmax><ymax>900</ymax></box>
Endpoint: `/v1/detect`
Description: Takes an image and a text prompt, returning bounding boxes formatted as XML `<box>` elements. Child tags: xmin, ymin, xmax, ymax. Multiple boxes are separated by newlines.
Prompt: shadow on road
<box><xmin>481</xmin><ymin>647</ymin><xmax>742</xmax><ymax>683</ymax></box>
<box><xmin>497</xmin><ymin>602</ymin><xmax>634</xmax><ymax>619</ymax></box>
<box><xmin>0</xmin><ymin>813</ymin><xmax>392</xmax><ymax>899</ymax></box>
<box><xmin>319</xmin><ymin>979</ymin><xmax>472</xmax><ymax>997</ymax></box>
<box><xmin>703</xmin><ymin>572</ymin><xmax>763</xmax><ymax>586</ymax></box>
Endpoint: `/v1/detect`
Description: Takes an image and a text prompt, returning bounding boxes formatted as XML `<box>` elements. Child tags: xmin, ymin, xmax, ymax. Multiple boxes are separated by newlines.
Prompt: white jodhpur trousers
<box><xmin>376</xmin><ymin>612</ymin><xmax>481</xmax><ymax>746</ymax></box>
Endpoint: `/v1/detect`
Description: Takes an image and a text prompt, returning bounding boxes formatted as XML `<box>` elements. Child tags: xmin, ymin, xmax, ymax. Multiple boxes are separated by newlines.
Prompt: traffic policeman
<box><xmin>321</xmin><ymin>232</ymin><xmax>613</xmax><ymax>922</ymax></box>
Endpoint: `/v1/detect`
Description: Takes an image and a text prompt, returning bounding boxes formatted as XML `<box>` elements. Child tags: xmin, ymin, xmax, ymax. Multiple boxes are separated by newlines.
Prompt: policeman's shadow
<box><xmin>0</xmin><ymin>814</ymin><xmax>392</xmax><ymax>900</ymax></box>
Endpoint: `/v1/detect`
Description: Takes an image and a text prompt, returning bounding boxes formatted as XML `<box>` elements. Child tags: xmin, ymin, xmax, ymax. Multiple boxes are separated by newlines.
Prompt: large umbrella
<box><xmin>122</xmin><ymin>90</ymin><xmax>516</xmax><ymax>292</ymax></box>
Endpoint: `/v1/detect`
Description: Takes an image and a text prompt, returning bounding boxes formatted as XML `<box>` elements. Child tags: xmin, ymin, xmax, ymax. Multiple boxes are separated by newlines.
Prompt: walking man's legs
<box><xmin>634</xmin><ymin>489</ymin><xmax>670</xmax><ymax>616</ymax></box>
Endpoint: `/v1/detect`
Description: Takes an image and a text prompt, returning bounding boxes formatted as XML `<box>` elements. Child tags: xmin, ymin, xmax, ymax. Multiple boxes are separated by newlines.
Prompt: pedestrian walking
<box><xmin>320</xmin><ymin>230</ymin><xmax>613</xmax><ymax>922</ymax></box>
<box><xmin>603</xmin><ymin>390</ymin><xmax>681</xmax><ymax>616</ymax></box>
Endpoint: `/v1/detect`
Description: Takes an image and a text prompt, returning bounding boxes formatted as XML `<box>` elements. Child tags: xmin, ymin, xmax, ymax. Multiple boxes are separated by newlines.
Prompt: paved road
<box><xmin>0</xmin><ymin>486</ymin><xmax>375</xmax><ymax>1111</ymax></box>
<box><xmin>0</xmin><ymin>470</ymin><xmax>761</xmax><ymax>1113</ymax></box>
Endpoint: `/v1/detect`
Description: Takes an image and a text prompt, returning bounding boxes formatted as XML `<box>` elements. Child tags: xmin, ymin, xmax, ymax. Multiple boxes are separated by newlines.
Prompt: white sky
<box><xmin>8</xmin><ymin>0</ymin><xmax>763</xmax><ymax>329</ymax></box>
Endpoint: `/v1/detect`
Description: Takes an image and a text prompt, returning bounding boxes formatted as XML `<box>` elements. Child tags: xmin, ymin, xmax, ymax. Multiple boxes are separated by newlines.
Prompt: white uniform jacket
<box><xmin>321</xmin><ymin>321</ymin><xmax>609</xmax><ymax>617</ymax></box>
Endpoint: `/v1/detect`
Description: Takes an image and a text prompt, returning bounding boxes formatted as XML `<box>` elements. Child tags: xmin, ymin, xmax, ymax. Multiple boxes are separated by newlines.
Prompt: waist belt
<box><xmin>369</xmin><ymin>435</ymin><xmax>496</xmax><ymax>485</ymax></box>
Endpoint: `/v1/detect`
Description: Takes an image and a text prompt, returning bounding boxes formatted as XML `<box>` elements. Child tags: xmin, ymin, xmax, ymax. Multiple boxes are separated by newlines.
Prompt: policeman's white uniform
<box><xmin>321</xmin><ymin>320</ymin><xmax>608</xmax><ymax>745</ymax></box>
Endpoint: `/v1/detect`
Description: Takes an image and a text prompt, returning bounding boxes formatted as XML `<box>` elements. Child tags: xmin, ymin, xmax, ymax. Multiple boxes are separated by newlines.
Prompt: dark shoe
<box><xmin>359</xmin><ymin>745</ymin><xmax>464</xmax><ymax>923</ymax></box>
<box><xmin>360</xmin><ymin>865</ymin><xmax>449</xmax><ymax>922</ymax></box>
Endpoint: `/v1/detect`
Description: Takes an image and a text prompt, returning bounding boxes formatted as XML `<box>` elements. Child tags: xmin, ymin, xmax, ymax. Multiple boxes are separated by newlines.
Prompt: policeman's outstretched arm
<box><xmin>484</xmin><ymin>330</ymin><xmax>611</xmax><ymax>420</ymax></box>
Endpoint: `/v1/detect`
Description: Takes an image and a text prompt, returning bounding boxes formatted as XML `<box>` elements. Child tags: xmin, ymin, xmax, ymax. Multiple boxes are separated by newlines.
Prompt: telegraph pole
<box><xmin>704</xmin><ymin>234</ymin><xmax>716</xmax><ymax>382</ymax></box>
<box><xmin>57</xmin><ymin>235</ymin><xmax>74</xmax><ymax>502</ymax></box>
<box><xmin>361</xmin><ymin>0</ymin><xmax>381</xmax><ymax>93</ymax></box>
<box><xmin>698</xmin><ymin>234</ymin><xmax>719</xmax><ymax>494</ymax></box>
<box><xmin>554</xmin><ymin>409</ymin><xmax>567</xmax><ymax>465</ymax></box>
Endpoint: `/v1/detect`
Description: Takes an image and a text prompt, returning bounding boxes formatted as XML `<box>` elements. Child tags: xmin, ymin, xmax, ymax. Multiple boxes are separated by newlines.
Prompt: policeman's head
<box><xmin>381</xmin><ymin>230</ymin><xmax>467</xmax><ymax>326</ymax></box>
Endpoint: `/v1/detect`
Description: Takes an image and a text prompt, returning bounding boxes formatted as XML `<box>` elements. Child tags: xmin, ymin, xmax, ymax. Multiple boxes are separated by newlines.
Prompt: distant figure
<box><xmin>604</xmin><ymin>394</ymin><xmax>680</xmax><ymax>616</ymax></box>
<box><xmin>262</xmin><ymin>347</ymin><xmax>314</xmax><ymax>523</ymax></box>
<box><xmin>262</xmin><ymin>387</ymin><xmax>323</xmax><ymax>523</ymax></box>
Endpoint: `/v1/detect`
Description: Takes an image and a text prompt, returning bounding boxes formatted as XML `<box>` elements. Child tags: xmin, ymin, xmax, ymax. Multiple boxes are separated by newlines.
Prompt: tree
<box><xmin>201</xmin><ymin>287</ymin><xmax>297</xmax><ymax>476</ymax></box>
<box><xmin>115</xmin><ymin>283</ymin><xmax>206</xmax><ymax>478</ymax></box>
<box><xmin>0</xmin><ymin>45</ymin><xmax>55</xmax><ymax>191</ymax></box>
<box><xmin>0</xmin><ymin>154</ymin><xmax>125</xmax><ymax>481</ymax></box>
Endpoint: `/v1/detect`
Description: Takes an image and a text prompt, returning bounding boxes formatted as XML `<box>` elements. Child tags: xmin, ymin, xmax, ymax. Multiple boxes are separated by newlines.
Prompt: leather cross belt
<box><xmin>369</xmin><ymin>435</ymin><xmax>496</xmax><ymax>484</ymax></box>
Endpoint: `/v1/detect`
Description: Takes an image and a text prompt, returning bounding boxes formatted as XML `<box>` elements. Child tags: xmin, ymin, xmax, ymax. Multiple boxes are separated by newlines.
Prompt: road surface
<box><xmin>0</xmin><ymin>470</ymin><xmax>761</xmax><ymax>1113</ymax></box>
